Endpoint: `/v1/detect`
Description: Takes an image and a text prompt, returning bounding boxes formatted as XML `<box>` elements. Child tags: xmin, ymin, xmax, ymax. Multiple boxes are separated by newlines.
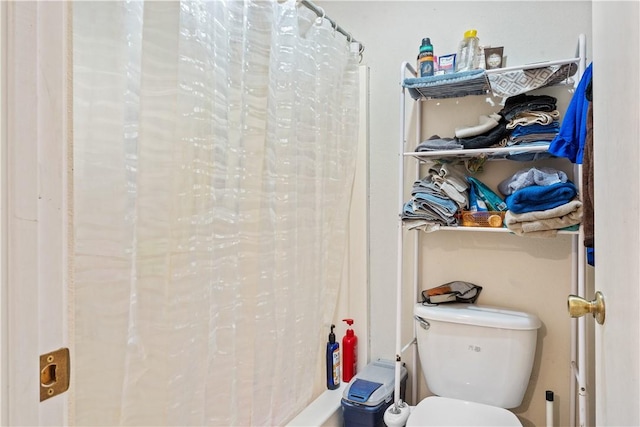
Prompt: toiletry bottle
<box><xmin>326</xmin><ymin>324</ymin><xmax>340</xmax><ymax>390</ymax></box>
<box><xmin>341</xmin><ymin>319</ymin><xmax>358</xmax><ymax>382</ymax></box>
<box><xmin>455</xmin><ymin>29</ymin><xmax>480</xmax><ymax>72</ymax></box>
<box><xmin>417</xmin><ymin>37</ymin><xmax>434</xmax><ymax>77</ymax></box>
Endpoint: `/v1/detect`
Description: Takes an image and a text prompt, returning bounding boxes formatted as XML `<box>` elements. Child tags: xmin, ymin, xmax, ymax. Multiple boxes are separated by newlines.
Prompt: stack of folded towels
<box><xmin>501</xmin><ymin>94</ymin><xmax>560</xmax><ymax>147</ymax></box>
<box><xmin>414</xmin><ymin>94</ymin><xmax>563</xmax><ymax>153</ymax></box>
<box><xmin>402</xmin><ymin>163</ymin><xmax>468</xmax><ymax>231</ymax></box>
<box><xmin>448</xmin><ymin>94</ymin><xmax>560</xmax><ymax>151</ymax></box>
<box><xmin>499</xmin><ymin>167</ymin><xmax>582</xmax><ymax>237</ymax></box>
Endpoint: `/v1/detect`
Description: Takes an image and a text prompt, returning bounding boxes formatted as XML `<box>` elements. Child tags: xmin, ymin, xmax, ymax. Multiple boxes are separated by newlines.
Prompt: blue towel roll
<box><xmin>506</xmin><ymin>182</ymin><xmax>578</xmax><ymax>214</ymax></box>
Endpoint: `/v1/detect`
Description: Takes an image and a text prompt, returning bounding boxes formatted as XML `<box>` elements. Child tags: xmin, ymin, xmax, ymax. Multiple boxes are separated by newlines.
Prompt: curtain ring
<box><xmin>315</xmin><ymin>6</ymin><xmax>325</xmax><ymax>25</ymax></box>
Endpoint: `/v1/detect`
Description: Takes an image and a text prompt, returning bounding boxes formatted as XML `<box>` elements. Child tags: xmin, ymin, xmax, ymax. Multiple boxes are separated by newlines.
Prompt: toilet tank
<box><xmin>413</xmin><ymin>303</ymin><xmax>541</xmax><ymax>409</ymax></box>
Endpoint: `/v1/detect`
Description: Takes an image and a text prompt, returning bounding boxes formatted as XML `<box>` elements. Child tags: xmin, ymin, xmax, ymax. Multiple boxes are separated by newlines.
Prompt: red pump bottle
<box><xmin>342</xmin><ymin>318</ymin><xmax>358</xmax><ymax>382</ymax></box>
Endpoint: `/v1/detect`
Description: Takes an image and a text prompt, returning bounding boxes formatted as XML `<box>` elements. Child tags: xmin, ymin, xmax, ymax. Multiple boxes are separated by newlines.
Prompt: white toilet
<box><xmin>407</xmin><ymin>302</ymin><xmax>541</xmax><ymax>426</ymax></box>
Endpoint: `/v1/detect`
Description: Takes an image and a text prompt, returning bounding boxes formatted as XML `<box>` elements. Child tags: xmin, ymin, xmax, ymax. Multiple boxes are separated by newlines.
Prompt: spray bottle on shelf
<box><xmin>326</xmin><ymin>324</ymin><xmax>340</xmax><ymax>390</ymax></box>
<box><xmin>341</xmin><ymin>319</ymin><xmax>358</xmax><ymax>383</ymax></box>
<box><xmin>417</xmin><ymin>37</ymin><xmax>434</xmax><ymax>77</ymax></box>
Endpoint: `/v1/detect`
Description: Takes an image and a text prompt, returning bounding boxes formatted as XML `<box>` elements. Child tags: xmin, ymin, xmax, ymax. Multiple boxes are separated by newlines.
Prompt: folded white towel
<box><xmin>505</xmin><ymin>199</ymin><xmax>583</xmax><ymax>237</ymax></box>
<box><xmin>506</xmin><ymin>110</ymin><xmax>560</xmax><ymax>129</ymax></box>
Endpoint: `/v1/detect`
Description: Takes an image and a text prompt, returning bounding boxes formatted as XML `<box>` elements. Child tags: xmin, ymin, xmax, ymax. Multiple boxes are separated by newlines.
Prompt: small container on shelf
<box><xmin>455</xmin><ymin>29</ymin><xmax>480</xmax><ymax>72</ymax></box>
<box><xmin>437</xmin><ymin>53</ymin><xmax>456</xmax><ymax>75</ymax></box>
<box><xmin>484</xmin><ymin>46</ymin><xmax>504</xmax><ymax>69</ymax></box>
<box><xmin>458</xmin><ymin>211</ymin><xmax>506</xmax><ymax>228</ymax></box>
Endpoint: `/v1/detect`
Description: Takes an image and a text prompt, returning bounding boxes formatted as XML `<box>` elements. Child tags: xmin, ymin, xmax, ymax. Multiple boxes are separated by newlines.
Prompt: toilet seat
<box><xmin>406</xmin><ymin>396</ymin><xmax>522</xmax><ymax>426</ymax></box>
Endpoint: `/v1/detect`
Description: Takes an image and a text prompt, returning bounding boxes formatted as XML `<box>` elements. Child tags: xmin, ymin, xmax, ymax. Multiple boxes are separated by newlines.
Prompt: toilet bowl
<box><xmin>406</xmin><ymin>396</ymin><xmax>522</xmax><ymax>426</ymax></box>
<box><xmin>408</xmin><ymin>303</ymin><xmax>541</xmax><ymax>426</ymax></box>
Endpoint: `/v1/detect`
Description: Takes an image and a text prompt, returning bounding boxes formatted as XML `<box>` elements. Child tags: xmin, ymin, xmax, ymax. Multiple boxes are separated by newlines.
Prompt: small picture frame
<box><xmin>484</xmin><ymin>46</ymin><xmax>504</xmax><ymax>69</ymax></box>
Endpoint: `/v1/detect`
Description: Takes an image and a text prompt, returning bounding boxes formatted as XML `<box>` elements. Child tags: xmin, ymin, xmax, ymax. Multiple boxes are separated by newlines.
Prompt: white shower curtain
<box><xmin>72</xmin><ymin>1</ymin><xmax>359</xmax><ymax>425</ymax></box>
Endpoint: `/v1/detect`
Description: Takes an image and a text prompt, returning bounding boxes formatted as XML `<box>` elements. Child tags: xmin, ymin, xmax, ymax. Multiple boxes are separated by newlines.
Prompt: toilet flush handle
<box><xmin>414</xmin><ymin>315</ymin><xmax>430</xmax><ymax>330</ymax></box>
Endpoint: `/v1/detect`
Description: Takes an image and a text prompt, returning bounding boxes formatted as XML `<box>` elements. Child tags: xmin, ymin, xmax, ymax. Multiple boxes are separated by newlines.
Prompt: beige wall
<box><xmin>0</xmin><ymin>4</ymin><xmax>6</xmax><ymax>423</ymax></box>
<box><xmin>316</xmin><ymin>1</ymin><xmax>592</xmax><ymax>426</ymax></box>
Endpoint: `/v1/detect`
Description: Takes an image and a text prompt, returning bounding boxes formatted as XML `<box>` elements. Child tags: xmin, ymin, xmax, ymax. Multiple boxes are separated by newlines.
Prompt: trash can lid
<box><xmin>342</xmin><ymin>359</ymin><xmax>407</xmax><ymax>407</ymax></box>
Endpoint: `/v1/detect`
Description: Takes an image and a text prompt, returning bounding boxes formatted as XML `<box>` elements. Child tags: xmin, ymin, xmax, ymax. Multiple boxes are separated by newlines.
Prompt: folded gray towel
<box><xmin>416</xmin><ymin>135</ymin><xmax>463</xmax><ymax>151</ymax></box>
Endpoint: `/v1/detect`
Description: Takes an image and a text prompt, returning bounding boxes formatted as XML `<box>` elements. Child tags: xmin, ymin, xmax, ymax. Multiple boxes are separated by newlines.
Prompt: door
<box><xmin>591</xmin><ymin>1</ymin><xmax>640</xmax><ymax>426</ymax></box>
<box><xmin>1</xmin><ymin>2</ymin><xmax>70</xmax><ymax>426</ymax></box>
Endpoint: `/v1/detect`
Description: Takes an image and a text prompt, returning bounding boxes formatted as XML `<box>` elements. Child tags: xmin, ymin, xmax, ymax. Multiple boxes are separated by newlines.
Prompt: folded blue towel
<box><xmin>402</xmin><ymin>191</ymin><xmax>458</xmax><ymax>225</ymax></box>
<box><xmin>506</xmin><ymin>182</ymin><xmax>578</xmax><ymax>214</ymax></box>
<box><xmin>510</xmin><ymin>122</ymin><xmax>559</xmax><ymax>138</ymax></box>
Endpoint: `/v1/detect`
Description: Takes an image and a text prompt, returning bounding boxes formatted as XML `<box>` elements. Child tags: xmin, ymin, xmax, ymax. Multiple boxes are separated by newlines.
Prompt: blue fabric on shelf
<box><xmin>548</xmin><ymin>63</ymin><xmax>593</xmax><ymax>164</ymax></box>
<box><xmin>401</xmin><ymin>180</ymin><xmax>459</xmax><ymax>225</ymax></box>
<box><xmin>587</xmin><ymin>247</ymin><xmax>595</xmax><ymax>266</ymax></box>
<box><xmin>506</xmin><ymin>182</ymin><xmax>578</xmax><ymax>214</ymax></box>
<box><xmin>403</xmin><ymin>69</ymin><xmax>486</xmax><ymax>86</ymax></box>
<box><xmin>467</xmin><ymin>176</ymin><xmax>507</xmax><ymax>211</ymax></box>
<box><xmin>510</xmin><ymin>122</ymin><xmax>559</xmax><ymax>138</ymax></box>
<box><xmin>402</xmin><ymin>193</ymin><xmax>458</xmax><ymax>225</ymax></box>
<box><xmin>506</xmin><ymin>150</ymin><xmax>555</xmax><ymax>162</ymax></box>
<box><xmin>403</xmin><ymin>70</ymin><xmax>489</xmax><ymax>99</ymax></box>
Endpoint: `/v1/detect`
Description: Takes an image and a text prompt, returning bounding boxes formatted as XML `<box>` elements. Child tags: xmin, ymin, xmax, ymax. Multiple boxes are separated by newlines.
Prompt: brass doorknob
<box><xmin>567</xmin><ymin>291</ymin><xmax>605</xmax><ymax>325</ymax></box>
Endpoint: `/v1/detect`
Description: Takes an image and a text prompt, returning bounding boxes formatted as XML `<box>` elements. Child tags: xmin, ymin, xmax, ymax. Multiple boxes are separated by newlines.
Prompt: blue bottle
<box><xmin>326</xmin><ymin>324</ymin><xmax>340</xmax><ymax>389</ymax></box>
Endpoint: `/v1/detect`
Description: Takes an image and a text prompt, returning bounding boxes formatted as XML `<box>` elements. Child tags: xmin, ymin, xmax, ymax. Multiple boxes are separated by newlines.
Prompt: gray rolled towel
<box><xmin>498</xmin><ymin>167</ymin><xmax>568</xmax><ymax>196</ymax></box>
<box><xmin>455</xmin><ymin>113</ymin><xmax>502</xmax><ymax>139</ymax></box>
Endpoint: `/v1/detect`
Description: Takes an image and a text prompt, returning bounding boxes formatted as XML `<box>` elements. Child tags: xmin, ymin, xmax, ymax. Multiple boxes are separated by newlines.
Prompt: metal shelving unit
<box><xmin>391</xmin><ymin>34</ymin><xmax>588</xmax><ymax>426</ymax></box>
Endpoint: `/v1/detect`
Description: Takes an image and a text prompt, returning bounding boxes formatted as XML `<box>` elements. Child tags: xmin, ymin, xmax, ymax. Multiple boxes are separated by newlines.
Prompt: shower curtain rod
<box><xmin>297</xmin><ymin>0</ymin><xmax>365</xmax><ymax>55</ymax></box>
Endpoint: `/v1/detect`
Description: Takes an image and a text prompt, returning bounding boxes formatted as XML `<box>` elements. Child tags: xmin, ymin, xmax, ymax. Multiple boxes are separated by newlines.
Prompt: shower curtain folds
<box><xmin>72</xmin><ymin>1</ymin><xmax>359</xmax><ymax>425</ymax></box>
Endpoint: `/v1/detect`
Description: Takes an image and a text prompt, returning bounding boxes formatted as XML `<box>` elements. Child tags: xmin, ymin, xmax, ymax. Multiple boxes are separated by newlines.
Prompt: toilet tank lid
<box><xmin>414</xmin><ymin>303</ymin><xmax>541</xmax><ymax>330</ymax></box>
